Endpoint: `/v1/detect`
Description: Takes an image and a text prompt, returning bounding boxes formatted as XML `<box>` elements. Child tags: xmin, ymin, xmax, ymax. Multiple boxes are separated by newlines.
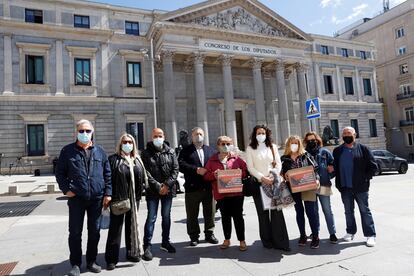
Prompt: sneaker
<box><xmin>86</xmin><ymin>262</ymin><xmax>101</xmax><ymax>273</ymax></box>
<box><xmin>310</xmin><ymin>236</ymin><xmax>320</xmax><ymax>249</ymax></box>
<box><xmin>142</xmin><ymin>246</ymin><xmax>153</xmax><ymax>261</ymax></box>
<box><xmin>106</xmin><ymin>263</ymin><xmax>116</xmax><ymax>271</ymax></box>
<box><xmin>68</xmin><ymin>265</ymin><xmax>80</xmax><ymax>276</ymax></box>
<box><xmin>298</xmin><ymin>235</ymin><xmax>307</xmax><ymax>246</ymax></box>
<box><xmin>330</xmin><ymin>234</ymin><xmax>339</xmax><ymax>244</ymax></box>
<box><xmin>343</xmin><ymin>233</ymin><xmax>355</xmax><ymax>242</ymax></box>
<box><xmin>366</xmin><ymin>236</ymin><xmax>376</xmax><ymax>247</ymax></box>
<box><xmin>160</xmin><ymin>242</ymin><xmax>176</xmax><ymax>253</ymax></box>
<box><xmin>126</xmin><ymin>255</ymin><xmax>141</xmax><ymax>262</ymax></box>
<box><xmin>205</xmin><ymin>234</ymin><xmax>219</xmax><ymax>244</ymax></box>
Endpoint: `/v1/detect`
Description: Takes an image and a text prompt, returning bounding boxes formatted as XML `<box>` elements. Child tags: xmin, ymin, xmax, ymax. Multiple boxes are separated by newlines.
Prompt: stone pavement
<box><xmin>0</xmin><ymin>165</ymin><xmax>413</xmax><ymax>275</ymax></box>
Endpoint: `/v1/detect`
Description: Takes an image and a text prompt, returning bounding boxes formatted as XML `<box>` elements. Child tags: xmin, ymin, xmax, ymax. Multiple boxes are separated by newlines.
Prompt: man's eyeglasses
<box><xmin>220</xmin><ymin>143</ymin><xmax>231</xmax><ymax>146</ymax></box>
<box><xmin>122</xmin><ymin>141</ymin><xmax>133</xmax><ymax>144</ymax></box>
<box><xmin>78</xmin><ymin>129</ymin><xmax>92</xmax><ymax>134</ymax></box>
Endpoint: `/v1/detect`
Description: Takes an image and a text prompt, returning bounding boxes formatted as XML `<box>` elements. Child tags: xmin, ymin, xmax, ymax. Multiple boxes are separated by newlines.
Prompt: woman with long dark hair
<box><xmin>245</xmin><ymin>125</ymin><xmax>290</xmax><ymax>251</ymax></box>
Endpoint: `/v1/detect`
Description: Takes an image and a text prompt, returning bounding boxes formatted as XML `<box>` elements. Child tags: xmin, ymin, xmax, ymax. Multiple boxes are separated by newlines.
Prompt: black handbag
<box><xmin>110</xmin><ymin>199</ymin><xmax>131</xmax><ymax>215</ymax></box>
<box><xmin>242</xmin><ymin>174</ymin><xmax>260</xmax><ymax>197</ymax></box>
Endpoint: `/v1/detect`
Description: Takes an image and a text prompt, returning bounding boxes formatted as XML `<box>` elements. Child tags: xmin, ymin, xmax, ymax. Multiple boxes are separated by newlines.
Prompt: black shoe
<box><xmin>330</xmin><ymin>234</ymin><xmax>339</xmax><ymax>244</ymax></box>
<box><xmin>126</xmin><ymin>255</ymin><xmax>141</xmax><ymax>262</ymax></box>
<box><xmin>205</xmin><ymin>235</ymin><xmax>219</xmax><ymax>244</ymax></box>
<box><xmin>190</xmin><ymin>239</ymin><xmax>199</xmax><ymax>246</ymax></box>
<box><xmin>160</xmin><ymin>242</ymin><xmax>176</xmax><ymax>253</ymax></box>
<box><xmin>68</xmin><ymin>265</ymin><xmax>80</xmax><ymax>276</ymax></box>
<box><xmin>106</xmin><ymin>263</ymin><xmax>116</xmax><ymax>271</ymax></box>
<box><xmin>142</xmin><ymin>246</ymin><xmax>153</xmax><ymax>261</ymax></box>
<box><xmin>307</xmin><ymin>233</ymin><xmax>313</xmax><ymax>241</ymax></box>
<box><xmin>274</xmin><ymin>246</ymin><xmax>291</xmax><ymax>252</ymax></box>
<box><xmin>298</xmin><ymin>235</ymin><xmax>307</xmax><ymax>246</ymax></box>
<box><xmin>87</xmin><ymin>262</ymin><xmax>102</xmax><ymax>273</ymax></box>
<box><xmin>310</xmin><ymin>236</ymin><xmax>320</xmax><ymax>249</ymax></box>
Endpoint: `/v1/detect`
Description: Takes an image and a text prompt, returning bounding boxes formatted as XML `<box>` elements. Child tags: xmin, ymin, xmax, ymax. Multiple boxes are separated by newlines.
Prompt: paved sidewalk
<box><xmin>0</xmin><ymin>174</ymin><xmax>59</xmax><ymax>196</ymax></box>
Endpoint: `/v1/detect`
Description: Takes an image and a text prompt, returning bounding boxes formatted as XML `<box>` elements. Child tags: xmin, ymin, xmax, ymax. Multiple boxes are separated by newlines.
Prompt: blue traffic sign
<box><xmin>305</xmin><ymin>97</ymin><xmax>321</xmax><ymax>119</ymax></box>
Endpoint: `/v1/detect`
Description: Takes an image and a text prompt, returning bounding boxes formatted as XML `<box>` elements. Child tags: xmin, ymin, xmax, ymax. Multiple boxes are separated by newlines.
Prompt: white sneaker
<box><xmin>343</xmin><ymin>233</ymin><xmax>355</xmax><ymax>242</ymax></box>
<box><xmin>366</xmin><ymin>236</ymin><xmax>376</xmax><ymax>247</ymax></box>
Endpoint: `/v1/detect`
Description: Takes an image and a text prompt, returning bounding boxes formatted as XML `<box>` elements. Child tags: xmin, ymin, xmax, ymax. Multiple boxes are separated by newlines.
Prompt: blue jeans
<box><xmin>292</xmin><ymin>192</ymin><xmax>319</xmax><ymax>237</ymax></box>
<box><xmin>340</xmin><ymin>189</ymin><xmax>376</xmax><ymax>237</ymax></box>
<box><xmin>143</xmin><ymin>196</ymin><xmax>173</xmax><ymax>247</ymax></box>
<box><xmin>316</xmin><ymin>195</ymin><xmax>336</xmax><ymax>235</ymax></box>
<box><xmin>67</xmin><ymin>197</ymin><xmax>102</xmax><ymax>266</ymax></box>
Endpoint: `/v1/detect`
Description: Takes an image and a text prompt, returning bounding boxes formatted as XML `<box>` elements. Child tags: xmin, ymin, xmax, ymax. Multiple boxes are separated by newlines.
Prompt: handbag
<box><xmin>110</xmin><ymin>199</ymin><xmax>131</xmax><ymax>215</ymax></box>
<box><xmin>242</xmin><ymin>174</ymin><xmax>260</xmax><ymax>197</ymax></box>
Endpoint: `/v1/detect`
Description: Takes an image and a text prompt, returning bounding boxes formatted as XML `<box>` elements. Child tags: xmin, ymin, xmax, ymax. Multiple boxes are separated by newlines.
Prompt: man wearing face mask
<box><xmin>56</xmin><ymin>119</ymin><xmax>112</xmax><ymax>276</ymax></box>
<box><xmin>141</xmin><ymin>128</ymin><xmax>179</xmax><ymax>260</ymax></box>
<box><xmin>178</xmin><ymin>127</ymin><xmax>218</xmax><ymax>246</ymax></box>
<box><xmin>333</xmin><ymin>127</ymin><xmax>378</xmax><ymax>247</ymax></box>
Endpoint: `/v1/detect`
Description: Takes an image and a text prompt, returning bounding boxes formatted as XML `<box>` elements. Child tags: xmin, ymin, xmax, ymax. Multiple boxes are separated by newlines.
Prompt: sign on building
<box><xmin>305</xmin><ymin>97</ymin><xmax>321</xmax><ymax>119</ymax></box>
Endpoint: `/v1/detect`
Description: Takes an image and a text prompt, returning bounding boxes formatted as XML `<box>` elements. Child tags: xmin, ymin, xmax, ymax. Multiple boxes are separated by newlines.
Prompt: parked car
<box><xmin>372</xmin><ymin>150</ymin><xmax>408</xmax><ymax>175</ymax></box>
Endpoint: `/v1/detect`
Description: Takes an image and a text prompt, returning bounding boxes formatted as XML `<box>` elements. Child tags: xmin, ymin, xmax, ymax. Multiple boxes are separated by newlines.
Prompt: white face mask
<box><xmin>122</xmin><ymin>143</ymin><xmax>133</xmax><ymax>154</ymax></box>
<box><xmin>256</xmin><ymin>134</ymin><xmax>266</xmax><ymax>144</ymax></box>
<box><xmin>290</xmin><ymin>144</ymin><xmax>299</xmax><ymax>153</ymax></box>
<box><xmin>193</xmin><ymin>134</ymin><xmax>204</xmax><ymax>144</ymax></box>
<box><xmin>153</xmin><ymin>137</ymin><xmax>164</xmax><ymax>148</ymax></box>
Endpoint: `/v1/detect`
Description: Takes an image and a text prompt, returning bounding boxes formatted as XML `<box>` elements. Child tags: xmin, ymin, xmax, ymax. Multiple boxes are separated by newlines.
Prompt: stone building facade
<box><xmin>0</xmin><ymin>0</ymin><xmax>385</xmax><ymax>173</ymax></box>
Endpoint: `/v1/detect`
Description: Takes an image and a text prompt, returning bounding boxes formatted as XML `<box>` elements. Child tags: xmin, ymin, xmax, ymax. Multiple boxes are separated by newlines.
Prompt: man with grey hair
<box><xmin>56</xmin><ymin>119</ymin><xmax>112</xmax><ymax>276</ymax></box>
<box><xmin>333</xmin><ymin>126</ymin><xmax>378</xmax><ymax>247</ymax></box>
<box><xmin>178</xmin><ymin>127</ymin><xmax>218</xmax><ymax>246</ymax></box>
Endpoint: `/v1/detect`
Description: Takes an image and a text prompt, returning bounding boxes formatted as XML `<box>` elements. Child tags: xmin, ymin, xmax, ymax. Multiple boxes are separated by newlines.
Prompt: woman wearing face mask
<box><xmin>281</xmin><ymin>136</ymin><xmax>320</xmax><ymax>249</ymax></box>
<box><xmin>204</xmin><ymin>136</ymin><xmax>248</xmax><ymax>251</ymax></box>
<box><xmin>303</xmin><ymin>132</ymin><xmax>338</xmax><ymax>244</ymax></box>
<box><xmin>245</xmin><ymin>125</ymin><xmax>290</xmax><ymax>251</ymax></box>
<box><xmin>105</xmin><ymin>134</ymin><xmax>148</xmax><ymax>270</ymax></box>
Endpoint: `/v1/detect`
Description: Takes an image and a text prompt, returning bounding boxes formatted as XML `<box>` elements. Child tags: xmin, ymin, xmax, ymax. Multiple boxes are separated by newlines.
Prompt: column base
<box><xmin>2</xmin><ymin>91</ymin><xmax>14</xmax><ymax>96</ymax></box>
<box><xmin>55</xmin><ymin>92</ymin><xmax>65</xmax><ymax>96</ymax></box>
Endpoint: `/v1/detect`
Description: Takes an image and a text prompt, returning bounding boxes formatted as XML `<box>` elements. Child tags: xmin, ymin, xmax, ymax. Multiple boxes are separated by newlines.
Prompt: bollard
<box><xmin>47</xmin><ymin>184</ymin><xmax>55</xmax><ymax>194</ymax></box>
<box><xmin>8</xmin><ymin>186</ymin><xmax>17</xmax><ymax>195</ymax></box>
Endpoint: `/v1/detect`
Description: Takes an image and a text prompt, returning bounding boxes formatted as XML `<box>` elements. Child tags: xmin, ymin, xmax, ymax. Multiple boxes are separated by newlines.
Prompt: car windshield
<box><xmin>383</xmin><ymin>151</ymin><xmax>395</xmax><ymax>158</ymax></box>
<box><xmin>373</xmin><ymin>151</ymin><xmax>384</xmax><ymax>157</ymax></box>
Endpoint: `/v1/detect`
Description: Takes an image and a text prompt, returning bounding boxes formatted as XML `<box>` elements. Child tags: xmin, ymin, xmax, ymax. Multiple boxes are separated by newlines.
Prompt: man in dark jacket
<box><xmin>178</xmin><ymin>127</ymin><xmax>218</xmax><ymax>246</ymax></box>
<box><xmin>141</xmin><ymin>128</ymin><xmax>179</xmax><ymax>261</ymax></box>
<box><xmin>56</xmin><ymin>119</ymin><xmax>112</xmax><ymax>276</ymax></box>
<box><xmin>333</xmin><ymin>126</ymin><xmax>378</xmax><ymax>247</ymax></box>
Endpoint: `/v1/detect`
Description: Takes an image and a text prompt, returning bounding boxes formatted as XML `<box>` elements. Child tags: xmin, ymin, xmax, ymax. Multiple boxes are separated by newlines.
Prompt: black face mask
<box><xmin>343</xmin><ymin>136</ymin><xmax>354</xmax><ymax>145</ymax></box>
<box><xmin>306</xmin><ymin>140</ymin><xmax>318</xmax><ymax>150</ymax></box>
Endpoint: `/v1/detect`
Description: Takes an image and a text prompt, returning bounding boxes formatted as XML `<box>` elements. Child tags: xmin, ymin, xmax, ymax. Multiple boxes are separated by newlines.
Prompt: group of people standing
<box><xmin>56</xmin><ymin>119</ymin><xmax>378</xmax><ymax>276</ymax></box>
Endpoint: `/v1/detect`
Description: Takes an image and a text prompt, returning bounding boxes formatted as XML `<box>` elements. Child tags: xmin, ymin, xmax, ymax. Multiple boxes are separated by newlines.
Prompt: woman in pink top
<box><xmin>204</xmin><ymin>136</ymin><xmax>248</xmax><ymax>251</ymax></box>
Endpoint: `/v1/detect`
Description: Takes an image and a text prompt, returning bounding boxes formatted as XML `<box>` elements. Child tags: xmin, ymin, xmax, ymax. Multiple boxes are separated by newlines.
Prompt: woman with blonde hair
<box><xmin>281</xmin><ymin>135</ymin><xmax>320</xmax><ymax>249</ymax></box>
<box><xmin>105</xmin><ymin>133</ymin><xmax>148</xmax><ymax>270</ymax></box>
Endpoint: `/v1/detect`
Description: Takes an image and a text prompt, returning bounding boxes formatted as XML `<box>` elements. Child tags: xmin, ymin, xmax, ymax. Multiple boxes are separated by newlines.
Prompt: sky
<box><xmin>92</xmin><ymin>0</ymin><xmax>407</xmax><ymax>36</ymax></box>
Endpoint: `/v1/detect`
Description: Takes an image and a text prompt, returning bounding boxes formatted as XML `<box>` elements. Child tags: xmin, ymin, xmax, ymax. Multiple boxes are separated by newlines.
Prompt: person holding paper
<box><xmin>204</xmin><ymin>136</ymin><xmax>248</xmax><ymax>251</ymax></box>
<box><xmin>245</xmin><ymin>125</ymin><xmax>290</xmax><ymax>251</ymax></box>
<box><xmin>281</xmin><ymin>135</ymin><xmax>320</xmax><ymax>249</ymax></box>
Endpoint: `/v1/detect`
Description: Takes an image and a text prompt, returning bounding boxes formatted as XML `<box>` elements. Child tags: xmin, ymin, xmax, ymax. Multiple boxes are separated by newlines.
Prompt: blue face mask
<box><xmin>122</xmin><ymin>143</ymin><xmax>133</xmax><ymax>154</ymax></box>
<box><xmin>220</xmin><ymin>145</ymin><xmax>231</xmax><ymax>153</ymax></box>
<box><xmin>153</xmin><ymin>137</ymin><xmax>164</xmax><ymax>148</ymax></box>
<box><xmin>77</xmin><ymin>132</ymin><xmax>92</xmax><ymax>144</ymax></box>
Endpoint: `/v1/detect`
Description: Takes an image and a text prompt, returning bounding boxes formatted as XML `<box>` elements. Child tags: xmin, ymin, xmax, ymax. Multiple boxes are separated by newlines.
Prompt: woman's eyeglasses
<box><xmin>122</xmin><ymin>141</ymin><xmax>133</xmax><ymax>144</ymax></box>
<box><xmin>78</xmin><ymin>129</ymin><xmax>92</xmax><ymax>134</ymax></box>
<box><xmin>220</xmin><ymin>143</ymin><xmax>231</xmax><ymax>146</ymax></box>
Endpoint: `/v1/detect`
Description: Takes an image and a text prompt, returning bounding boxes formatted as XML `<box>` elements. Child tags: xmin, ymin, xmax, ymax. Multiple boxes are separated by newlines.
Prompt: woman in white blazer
<box><xmin>245</xmin><ymin>125</ymin><xmax>290</xmax><ymax>251</ymax></box>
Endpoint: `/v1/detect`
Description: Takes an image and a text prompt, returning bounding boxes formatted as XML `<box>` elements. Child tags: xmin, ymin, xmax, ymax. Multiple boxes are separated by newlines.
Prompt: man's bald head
<box><xmin>152</xmin><ymin>128</ymin><xmax>164</xmax><ymax>139</ymax></box>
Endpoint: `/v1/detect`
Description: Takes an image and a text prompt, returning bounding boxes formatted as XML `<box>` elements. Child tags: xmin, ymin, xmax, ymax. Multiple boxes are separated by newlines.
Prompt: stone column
<box><xmin>219</xmin><ymin>55</ymin><xmax>237</xmax><ymax>146</ymax></box>
<box><xmin>263</xmin><ymin>69</ymin><xmax>280</xmax><ymax>145</ymax></box>
<box><xmin>313</xmin><ymin>62</ymin><xmax>322</xmax><ymax>98</ymax></box>
<box><xmin>295</xmin><ymin>63</ymin><xmax>310</xmax><ymax>135</ymax></box>
<box><xmin>355</xmin><ymin>68</ymin><xmax>363</xmax><ymax>101</ymax></box>
<box><xmin>55</xmin><ymin>40</ymin><xmax>64</xmax><ymax>95</ymax></box>
<box><xmin>101</xmin><ymin>43</ymin><xmax>110</xmax><ymax>96</ymax></box>
<box><xmin>336</xmin><ymin>65</ymin><xmax>344</xmax><ymax>101</ymax></box>
<box><xmin>3</xmin><ymin>35</ymin><xmax>13</xmax><ymax>95</ymax></box>
<box><xmin>250</xmin><ymin>57</ymin><xmax>266</xmax><ymax>125</ymax></box>
<box><xmin>162</xmin><ymin>51</ymin><xmax>178</xmax><ymax>148</ymax></box>
<box><xmin>193</xmin><ymin>53</ymin><xmax>209</xmax><ymax>145</ymax></box>
<box><xmin>372</xmin><ymin>68</ymin><xmax>380</xmax><ymax>102</ymax></box>
<box><xmin>275</xmin><ymin>59</ymin><xmax>291</xmax><ymax>145</ymax></box>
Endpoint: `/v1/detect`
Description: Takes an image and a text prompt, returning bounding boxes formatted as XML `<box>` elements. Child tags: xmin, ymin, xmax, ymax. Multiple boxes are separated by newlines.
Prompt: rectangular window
<box><xmin>350</xmin><ymin>119</ymin><xmax>360</xmax><ymax>138</ymax></box>
<box><xmin>323</xmin><ymin>75</ymin><xmax>334</xmax><ymax>94</ymax></box>
<box><xmin>363</xmin><ymin>78</ymin><xmax>372</xmax><ymax>96</ymax></box>
<box><xmin>126</xmin><ymin>62</ymin><xmax>142</xmax><ymax>87</ymax></box>
<box><xmin>400</xmin><ymin>64</ymin><xmax>409</xmax><ymax>75</ymax></box>
<box><xmin>369</xmin><ymin>119</ymin><xmax>378</xmax><ymax>137</ymax></box>
<box><xmin>341</xmin><ymin>48</ymin><xmax>349</xmax><ymax>57</ymax></box>
<box><xmin>396</xmin><ymin>27</ymin><xmax>405</xmax><ymax>38</ymax></box>
<box><xmin>25</xmin><ymin>9</ymin><xmax>43</xmax><ymax>24</ymax></box>
<box><xmin>126</xmin><ymin>122</ymin><xmax>144</xmax><ymax>151</ymax></box>
<box><xmin>26</xmin><ymin>55</ymin><xmax>44</xmax><ymax>84</ymax></box>
<box><xmin>408</xmin><ymin>133</ymin><xmax>414</xmax><ymax>146</ymax></box>
<box><xmin>321</xmin><ymin>45</ymin><xmax>329</xmax><ymax>55</ymax></box>
<box><xmin>398</xmin><ymin>46</ymin><xmax>407</xmax><ymax>56</ymax></box>
<box><xmin>330</xmin><ymin>120</ymin><xmax>339</xmax><ymax>138</ymax></box>
<box><xmin>74</xmin><ymin>58</ymin><xmax>91</xmax><ymax>86</ymax></box>
<box><xmin>344</xmin><ymin>77</ymin><xmax>354</xmax><ymax>95</ymax></box>
<box><xmin>125</xmin><ymin>21</ymin><xmax>139</xmax><ymax>36</ymax></box>
<box><xmin>27</xmin><ymin>124</ymin><xmax>45</xmax><ymax>156</ymax></box>
<box><xmin>360</xmin><ymin>51</ymin><xmax>367</xmax><ymax>60</ymax></box>
<box><xmin>74</xmin><ymin>15</ymin><xmax>90</xmax><ymax>28</ymax></box>
<box><xmin>402</xmin><ymin>85</ymin><xmax>411</xmax><ymax>95</ymax></box>
<box><xmin>405</xmin><ymin>107</ymin><xmax>414</xmax><ymax>122</ymax></box>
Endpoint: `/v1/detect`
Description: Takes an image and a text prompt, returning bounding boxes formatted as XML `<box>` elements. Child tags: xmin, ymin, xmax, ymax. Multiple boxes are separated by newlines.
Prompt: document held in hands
<box><xmin>287</xmin><ymin>166</ymin><xmax>318</xmax><ymax>193</ymax></box>
<box><xmin>217</xmin><ymin>169</ymin><xmax>243</xmax><ymax>194</ymax></box>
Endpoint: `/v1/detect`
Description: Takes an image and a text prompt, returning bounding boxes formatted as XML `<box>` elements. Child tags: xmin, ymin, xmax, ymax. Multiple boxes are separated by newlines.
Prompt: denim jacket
<box><xmin>314</xmin><ymin>148</ymin><xmax>335</xmax><ymax>187</ymax></box>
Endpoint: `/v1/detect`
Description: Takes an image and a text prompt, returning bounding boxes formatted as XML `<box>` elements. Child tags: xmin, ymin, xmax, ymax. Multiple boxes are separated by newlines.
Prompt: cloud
<box><xmin>320</xmin><ymin>0</ymin><xmax>342</xmax><ymax>8</ymax></box>
<box><xmin>309</xmin><ymin>16</ymin><xmax>326</xmax><ymax>27</ymax></box>
<box><xmin>331</xmin><ymin>3</ymin><xmax>369</xmax><ymax>25</ymax></box>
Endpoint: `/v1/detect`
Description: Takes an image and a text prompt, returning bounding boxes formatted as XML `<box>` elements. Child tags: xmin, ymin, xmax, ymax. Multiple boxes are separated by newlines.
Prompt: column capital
<box><xmin>273</xmin><ymin>58</ymin><xmax>286</xmax><ymax>71</ymax></box>
<box><xmin>218</xmin><ymin>54</ymin><xmax>234</xmax><ymax>67</ymax></box>
<box><xmin>293</xmin><ymin>62</ymin><xmax>309</xmax><ymax>73</ymax></box>
<box><xmin>249</xmin><ymin>57</ymin><xmax>264</xmax><ymax>70</ymax></box>
<box><xmin>184</xmin><ymin>57</ymin><xmax>194</xmax><ymax>73</ymax></box>
<box><xmin>154</xmin><ymin>60</ymin><xmax>163</xmax><ymax>72</ymax></box>
<box><xmin>161</xmin><ymin>50</ymin><xmax>175</xmax><ymax>64</ymax></box>
<box><xmin>284</xmin><ymin>69</ymin><xmax>293</xmax><ymax>80</ymax></box>
<box><xmin>192</xmin><ymin>52</ymin><xmax>206</xmax><ymax>65</ymax></box>
<box><xmin>262</xmin><ymin>68</ymin><xmax>274</xmax><ymax>78</ymax></box>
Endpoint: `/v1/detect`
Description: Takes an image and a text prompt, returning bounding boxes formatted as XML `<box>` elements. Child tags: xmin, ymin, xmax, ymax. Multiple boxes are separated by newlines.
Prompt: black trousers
<box><xmin>185</xmin><ymin>190</ymin><xmax>215</xmax><ymax>241</ymax></box>
<box><xmin>253</xmin><ymin>193</ymin><xmax>290</xmax><ymax>249</ymax></box>
<box><xmin>218</xmin><ymin>196</ymin><xmax>245</xmax><ymax>241</ymax></box>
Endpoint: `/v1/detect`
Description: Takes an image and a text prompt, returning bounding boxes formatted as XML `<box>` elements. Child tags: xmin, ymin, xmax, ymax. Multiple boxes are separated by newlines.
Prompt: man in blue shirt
<box><xmin>333</xmin><ymin>127</ymin><xmax>378</xmax><ymax>247</ymax></box>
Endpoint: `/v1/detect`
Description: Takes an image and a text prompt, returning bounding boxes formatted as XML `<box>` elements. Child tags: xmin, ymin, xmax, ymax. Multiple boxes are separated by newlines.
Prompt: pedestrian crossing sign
<box><xmin>305</xmin><ymin>97</ymin><xmax>321</xmax><ymax>119</ymax></box>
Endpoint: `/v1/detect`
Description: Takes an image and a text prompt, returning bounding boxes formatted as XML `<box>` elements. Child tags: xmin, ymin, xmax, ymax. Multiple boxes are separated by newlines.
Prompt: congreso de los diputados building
<box><xmin>0</xmin><ymin>0</ymin><xmax>385</xmax><ymax>173</ymax></box>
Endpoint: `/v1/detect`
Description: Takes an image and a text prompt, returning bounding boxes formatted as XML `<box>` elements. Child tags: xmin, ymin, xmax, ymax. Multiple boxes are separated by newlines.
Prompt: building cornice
<box><xmin>311</xmin><ymin>53</ymin><xmax>376</xmax><ymax>66</ymax></box>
